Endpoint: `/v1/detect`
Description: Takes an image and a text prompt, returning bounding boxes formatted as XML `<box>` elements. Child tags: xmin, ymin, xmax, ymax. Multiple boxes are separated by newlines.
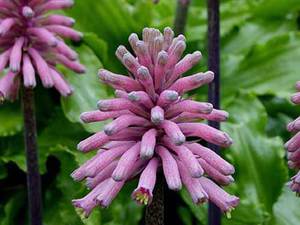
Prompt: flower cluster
<box><xmin>285</xmin><ymin>81</ymin><xmax>300</xmax><ymax>194</ymax></box>
<box><xmin>72</xmin><ymin>27</ymin><xmax>239</xmax><ymax>217</ymax></box>
<box><xmin>0</xmin><ymin>0</ymin><xmax>85</xmax><ymax>102</ymax></box>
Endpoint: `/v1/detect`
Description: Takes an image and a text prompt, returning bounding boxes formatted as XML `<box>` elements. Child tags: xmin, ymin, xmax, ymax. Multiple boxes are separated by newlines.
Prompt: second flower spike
<box><xmin>0</xmin><ymin>0</ymin><xmax>85</xmax><ymax>102</ymax></box>
<box><xmin>72</xmin><ymin>27</ymin><xmax>239</xmax><ymax>217</ymax></box>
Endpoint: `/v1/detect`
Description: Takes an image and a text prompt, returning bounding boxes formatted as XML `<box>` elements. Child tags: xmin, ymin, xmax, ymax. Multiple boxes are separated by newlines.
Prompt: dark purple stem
<box><xmin>173</xmin><ymin>0</ymin><xmax>191</xmax><ymax>35</ymax></box>
<box><xmin>145</xmin><ymin>173</ymin><xmax>164</xmax><ymax>225</ymax></box>
<box><xmin>22</xmin><ymin>87</ymin><xmax>43</xmax><ymax>225</ymax></box>
<box><xmin>207</xmin><ymin>0</ymin><xmax>221</xmax><ymax>225</ymax></box>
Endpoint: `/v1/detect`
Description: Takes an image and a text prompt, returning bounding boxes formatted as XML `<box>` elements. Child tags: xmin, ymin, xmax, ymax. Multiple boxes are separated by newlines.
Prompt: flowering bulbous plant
<box><xmin>0</xmin><ymin>0</ymin><xmax>85</xmax><ymax>102</ymax></box>
<box><xmin>285</xmin><ymin>81</ymin><xmax>300</xmax><ymax>194</ymax></box>
<box><xmin>72</xmin><ymin>27</ymin><xmax>239</xmax><ymax>217</ymax></box>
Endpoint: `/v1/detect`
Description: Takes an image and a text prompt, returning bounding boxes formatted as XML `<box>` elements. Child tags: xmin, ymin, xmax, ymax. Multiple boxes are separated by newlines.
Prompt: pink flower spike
<box><xmin>140</xmin><ymin>129</ymin><xmax>157</xmax><ymax>159</ymax></box>
<box><xmin>22</xmin><ymin>54</ymin><xmax>36</xmax><ymax>88</ymax></box>
<box><xmin>179</xmin><ymin>123</ymin><xmax>233</xmax><ymax>147</ymax></box>
<box><xmin>199</xmin><ymin>177</ymin><xmax>239</xmax><ymax>215</ymax></box>
<box><xmin>160</xmin><ymin>120</ymin><xmax>185</xmax><ymax>145</ymax></box>
<box><xmin>0</xmin><ymin>0</ymin><xmax>83</xmax><ymax>100</ymax></box>
<box><xmin>156</xmin><ymin>145</ymin><xmax>182</xmax><ymax>190</ymax></box>
<box><xmin>9</xmin><ymin>37</ymin><xmax>24</xmax><ymax>73</ymax></box>
<box><xmin>112</xmin><ymin>142</ymin><xmax>141</xmax><ymax>181</ymax></box>
<box><xmin>73</xmin><ymin>27</ymin><xmax>236</xmax><ymax>212</ymax></box>
<box><xmin>132</xmin><ymin>158</ymin><xmax>159</xmax><ymax>205</ymax></box>
<box><xmin>178</xmin><ymin>161</ymin><xmax>208</xmax><ymax>204</ymax></box>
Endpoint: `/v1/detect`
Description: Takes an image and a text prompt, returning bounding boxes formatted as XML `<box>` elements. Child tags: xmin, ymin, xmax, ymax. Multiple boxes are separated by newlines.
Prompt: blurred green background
<box><xmin>1</xmin><ymin>0</ymin><xmax>300</xmax><ymax>224</ymax></box>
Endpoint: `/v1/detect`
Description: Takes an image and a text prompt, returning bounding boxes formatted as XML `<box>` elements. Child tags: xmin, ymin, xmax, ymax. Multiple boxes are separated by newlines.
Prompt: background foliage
<box><xmin>1</xmin><ymin>0</ymin><xmax>300</xmax><ymax>224</ymax></box>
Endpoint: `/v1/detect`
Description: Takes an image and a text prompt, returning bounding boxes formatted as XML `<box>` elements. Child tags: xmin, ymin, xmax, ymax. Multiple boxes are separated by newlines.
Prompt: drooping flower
<box><xmin>285</xmin><ymin>81</ymin><xmax>300</xmax><ymax>195</ymax></box>
<box><xmin>0</xmin><ymin>0</ymin><xmax>85</xmax><ymax>102</ymax></box>
<box><xmin>72</xmin><ymin>27</ymin><xmax>239</xmax><ymax>217</ymax></box>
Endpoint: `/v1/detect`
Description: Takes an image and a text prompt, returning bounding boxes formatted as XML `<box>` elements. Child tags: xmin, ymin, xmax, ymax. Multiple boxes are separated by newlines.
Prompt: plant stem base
<box><xmin>145</xmin><ymin>174</ymin><xmax>164</xmax><ymax>225</ymax></box>
<box><xmin>22</xmin><ymin>87</ymin><xmax>43</xmax><ymax>225</ymax></box>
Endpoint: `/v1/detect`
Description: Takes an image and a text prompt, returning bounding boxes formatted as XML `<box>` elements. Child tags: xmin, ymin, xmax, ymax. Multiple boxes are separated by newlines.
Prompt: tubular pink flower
<box><xmin>96</xmin><ymin>160</ymin><xmax>145</xmax><ymax>208</ymax></box>
<box><xmin>140</xmin><ymin>128</ymin><xmax>157</xmax><ymax>159</ymax></box>
<box><xmin>112</xmin><ymin>142</ymin><xmax>141</xmax><ymax>181</ymax></box>
<box><xmin>179</xmin><ymin>123</ymin><xmax>233</xmax><ymax>147</ymax></box>
<box><xmin>156</xmin><ymin>145</ymin><xmax>182</xmax><ymax>190</ymax></box>
<box><xmin>178</xmin><ymin>161</ymin><xmax>208</xmax><ymax>204</ymax></box>
<box><xmin>132</xmin><ymin>158</ymin><xmax>159</xmax><ymax>205</ymax></box>
<box><xmin>0</xmin><ymin>0</ymin><xmax>84</xmax><ymax>102</ymax></box>
<box><xmin>199</xmin><ymin>177</ymin><xmax>240</xmax><ymax>216</ymax></box>
<box><xmin>72</xmin><ymin>27</ymin><xmax>237</xmax><ymax>215</ymax></box>
<box><xmin>286</xmin><ymin>81</ymin><xmax>300</xmax><ymax>194</ymax></box>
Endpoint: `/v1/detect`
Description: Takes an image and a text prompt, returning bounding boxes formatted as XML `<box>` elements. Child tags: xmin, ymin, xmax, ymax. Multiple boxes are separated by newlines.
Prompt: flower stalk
<box><xmin>145</xmin><ymin>173</ymin><xmax>164</xmax><ymax>225</ymax></box>
<box><xmin>22</xmin><ymin>87</ymin><xmax>42</xmax><ymax>225</ymax></box>
<box><xmin>207</xmin><ymin>0</ymin><xmax>221</xmax><ymax>224</ymax></box>
<box><xmin>173</xmin><ymin>0</ymin><xmax>191</xmax><ymax>35</ymax></box>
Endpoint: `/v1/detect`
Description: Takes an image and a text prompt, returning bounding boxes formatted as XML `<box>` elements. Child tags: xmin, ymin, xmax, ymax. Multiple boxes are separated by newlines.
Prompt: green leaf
<box><xmin>0</xmin><ymin>103</ymin><xmax>22</xmax><ymax>137</ymax></box>
<box><xmin>0</xmin><ymin>192</ymin><xmax>26</xmax><ymax>225</ymax></box>
<box><xmin>271</xmin><ymin>187</ymin><xmax>300</xmax><ymax>225</ymax></box>
<box><xmin>180</xmin><ymin>189</ymin><xmax>207</xmax><ymax>225</ymax></box>
<box><xmin>221</xmin><ymin>93</ymin><xmax>288</xmax><ymax>224</ymax></box>
<box><xmin>83</xmin><ymin>33</ymin><xmax>108</xmax><ymax>63</ymax></box>
<box><xmin>60</xmin><ymin>44</ymin><xmax>112</xmax><ymax>133</ymax></box>
<box><xmin>223</xmin><ymin>33</ymin><xmax>300</xmax><ymax>99</ymax></box>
